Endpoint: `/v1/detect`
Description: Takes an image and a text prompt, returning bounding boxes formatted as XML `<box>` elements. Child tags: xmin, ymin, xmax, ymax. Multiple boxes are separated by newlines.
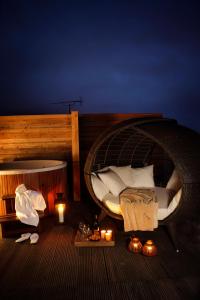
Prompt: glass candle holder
<box><xmin>105</xmin><ymin>231</ymin><xmax>112</xmax><ymax>241</ymax></box>
<box><xmin>54</xmin><ymin>193</ymin><xmax>67</xmax><ymax>224</ymax></box>
<box><xmin>142</xmin><ymin>240</ymin><xmax>158</xmax><ymax>256</ymax></box>
<box><xmin>128</xmin><ymin>237</ymin><xmax>142</xmax><ymax>253</ymax></box>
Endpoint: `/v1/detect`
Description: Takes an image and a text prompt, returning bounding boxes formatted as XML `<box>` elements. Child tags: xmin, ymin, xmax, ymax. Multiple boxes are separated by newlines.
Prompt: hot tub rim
<box><xmin>0</xmin><ymin>160</ymin><xmax>67</xmax><ymax>175</ymax></box>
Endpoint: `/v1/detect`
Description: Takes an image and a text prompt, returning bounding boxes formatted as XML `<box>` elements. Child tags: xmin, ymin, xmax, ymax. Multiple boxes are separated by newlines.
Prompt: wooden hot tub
<box><xmin>0</xmin><ymin>160</ymin><xmax>67</xmax><ymax>216</ymax></box>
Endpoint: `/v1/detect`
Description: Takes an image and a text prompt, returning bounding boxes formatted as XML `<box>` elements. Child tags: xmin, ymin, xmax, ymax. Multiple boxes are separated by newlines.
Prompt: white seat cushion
<box><xmin>154</xmin><ymin>187</ymin><xmax>174</xmax><ymax>209</ymax></box>
<box><xmin>103</xmin><ymin>193</ymin><xmax>122</xmax><ymax>215</ymax></box>
<box><xmin>166</xmin><ymin>169</ymin><xmax>182</xmax><ymax>192</ymax></box>
<box><xmin>102</xmin><ymin>187</ymin><xmax>182</xmax><ymax>221</ymax></box>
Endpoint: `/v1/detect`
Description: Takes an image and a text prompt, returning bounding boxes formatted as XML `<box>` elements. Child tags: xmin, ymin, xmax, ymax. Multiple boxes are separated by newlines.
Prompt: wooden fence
<box><xmin>0</xmin><ymin>112</ymin><xmax>80</xmax><ymax>201</ymax></box>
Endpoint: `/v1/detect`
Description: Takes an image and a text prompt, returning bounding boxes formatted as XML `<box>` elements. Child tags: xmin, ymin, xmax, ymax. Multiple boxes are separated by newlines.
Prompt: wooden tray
<box><xmin>74</xmin><ymin>231</ymin><xmax>115</xmax><ymax>247</ymax></box>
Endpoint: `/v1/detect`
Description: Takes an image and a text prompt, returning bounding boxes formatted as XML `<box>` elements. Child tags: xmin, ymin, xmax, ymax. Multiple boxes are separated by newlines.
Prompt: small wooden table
<box><xmin>74</xmin><ymin>231</ymin><xmax>115</xmax><ymax>247</ymax></box>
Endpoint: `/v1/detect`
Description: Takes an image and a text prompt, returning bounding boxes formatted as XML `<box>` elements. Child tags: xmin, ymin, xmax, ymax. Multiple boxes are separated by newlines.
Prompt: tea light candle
<box><xmin>105</xmin><ymin>230</ymin><xmax>112</xmax><ymax>241</ymax></box>
<box><xmin>107</xmin><ymin>229</ymin><xmax>112</xmax><ymax>238</ymax></box>
<box><xmin>101</xmin><ymin>230</ymin><xmax>106</xmax><ymax>239</ymax></box>
<box><xmin>57</xmin><ymin>203</ymin><xmax>65</xmax><ymax>223</ymax></box>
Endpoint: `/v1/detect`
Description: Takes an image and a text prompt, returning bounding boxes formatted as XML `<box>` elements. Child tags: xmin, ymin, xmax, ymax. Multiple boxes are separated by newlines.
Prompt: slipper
<box><xmin>30</xmin><ymin>233</ymin><xmax>39</xmax><ymax>244</ymax></box>
<box><xmin>15</xmin><ymin>233</ymin><xmax>31</xmax><ymax>243</ymax></box>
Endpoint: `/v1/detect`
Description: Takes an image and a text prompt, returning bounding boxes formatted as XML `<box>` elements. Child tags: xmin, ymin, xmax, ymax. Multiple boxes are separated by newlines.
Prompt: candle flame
<box><xmin>57</xmin><ymin>203</ymin><xmax>65</xmax><ymax>213</ymax></box>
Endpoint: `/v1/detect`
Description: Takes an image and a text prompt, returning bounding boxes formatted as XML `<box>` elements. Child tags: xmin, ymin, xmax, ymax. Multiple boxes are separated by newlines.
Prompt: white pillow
<box><xmin>158</xmin><ymin>188</ymin><xmax>182</xmax><ymax>220</ymax></box>
<box><xmin>130</xmin><ymin>165</ymin><xmax>155</xmax><ymax>188</ymax></box>
<box><xmin>166</xmin><ymin>169</ymin><xmax>182</xmax><ymax>192</ymax></box>
<box><xmin>154</xmin><ymin>187</ymin><xmax>174</xmax><ymax>209</ymax></box>
<box><xmin>109</xmin><ymin>165</ymin><xmax>132</xmax><ymax>186</ymax></box>
<box><xmin>95</xmin><ymin>166</ymin><xmax>110</xmax><ymax>173</ymax></box>
<box><xmin>91</xmin><ymin>174</ymin><xmax>109</xmax><ymax>201</ymax></box>
<box><xmin>168</xmin><ymin>188</ymin><xmax>182</xmax><ymax>211</ymax></box>
<box><xmin>97</xmin><ymin>170</ymin><xmax>126</xmax><ymax>197</ymax></box>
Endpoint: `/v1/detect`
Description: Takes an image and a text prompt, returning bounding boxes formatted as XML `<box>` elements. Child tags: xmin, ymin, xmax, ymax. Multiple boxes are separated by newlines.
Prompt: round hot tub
<box><xmin>0</xmin><ymin>160</ymin><xmax>67</xmax><ymax>216</ymax></box>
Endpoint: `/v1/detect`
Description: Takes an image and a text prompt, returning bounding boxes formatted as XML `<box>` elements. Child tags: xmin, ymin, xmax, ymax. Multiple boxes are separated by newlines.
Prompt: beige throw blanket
<box><xmin>120</xmin><ymin>188</ymin><xmax>158</xmax><ymax>232</ymax></box>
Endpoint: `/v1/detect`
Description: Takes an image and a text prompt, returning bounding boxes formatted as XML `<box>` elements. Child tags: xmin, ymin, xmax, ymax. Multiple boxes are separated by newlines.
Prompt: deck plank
<box><xmin>0</xmin><ymin>203</ymin><xmax>200</xmax><ymax>299</ymax></box>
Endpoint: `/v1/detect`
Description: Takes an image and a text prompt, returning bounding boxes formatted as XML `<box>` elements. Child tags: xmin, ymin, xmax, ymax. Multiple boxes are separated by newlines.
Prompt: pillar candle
<box><xmin>57</xmin><ymin>204</ymin><xmax>64</xmax><ymax>223</ymax></box>
<box><xmin>101</xmin><ymin>230</ymin><xmax>106</xmax><ymax>239</ymax></box>
<box><xmin>105</xmin><ymin>231</ymin><xmax>112</xmax><ymax>241</ymax></box>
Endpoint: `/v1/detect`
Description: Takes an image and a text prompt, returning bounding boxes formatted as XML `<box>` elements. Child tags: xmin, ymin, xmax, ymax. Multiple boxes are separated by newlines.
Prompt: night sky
<box><xmin>1</xmin><ymin>0</ymin><xmax>200</xmax><ymax>132</ymax></box>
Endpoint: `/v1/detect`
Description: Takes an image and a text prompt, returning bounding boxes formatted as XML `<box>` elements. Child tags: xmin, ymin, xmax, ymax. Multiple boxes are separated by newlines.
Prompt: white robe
<box><xmin>15</xmin><ymin>184</ymin><xmax>46</xmax><ymax>227</ymax></box>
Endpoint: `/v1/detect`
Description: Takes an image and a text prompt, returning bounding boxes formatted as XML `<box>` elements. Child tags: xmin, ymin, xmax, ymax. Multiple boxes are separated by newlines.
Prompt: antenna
<box><xmin>51</xmin><ymin>97</ymin><xmax>83</xmax><ymax>113</ymax></box>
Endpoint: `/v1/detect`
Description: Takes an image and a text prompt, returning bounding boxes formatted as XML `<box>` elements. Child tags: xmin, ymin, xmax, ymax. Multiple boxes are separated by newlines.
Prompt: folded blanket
<box><xmin>120</xmin><ymin>188</ymin><xmax>158</xmax><ymax>232</ymax></box>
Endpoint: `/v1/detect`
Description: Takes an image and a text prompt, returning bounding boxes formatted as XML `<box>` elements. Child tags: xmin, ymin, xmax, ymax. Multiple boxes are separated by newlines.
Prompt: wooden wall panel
<box><xmin>0</xmin><ymin>114</ymin><xmax>72</xmax><ymax>162</ymax></box>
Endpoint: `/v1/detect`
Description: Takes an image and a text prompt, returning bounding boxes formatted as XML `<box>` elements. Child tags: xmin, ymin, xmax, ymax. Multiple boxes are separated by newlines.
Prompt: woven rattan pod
<box><xmin>84</xmin><ymin>117</ymin><xmax>200</xmax><ymax>250</ymax></box>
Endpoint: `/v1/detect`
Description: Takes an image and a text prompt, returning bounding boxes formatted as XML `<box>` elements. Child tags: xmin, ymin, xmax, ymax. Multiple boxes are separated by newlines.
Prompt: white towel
<box><xmin>15</xmin><ymin>184</ymin><xmax>46</xmax><ymax>227</ymax></box>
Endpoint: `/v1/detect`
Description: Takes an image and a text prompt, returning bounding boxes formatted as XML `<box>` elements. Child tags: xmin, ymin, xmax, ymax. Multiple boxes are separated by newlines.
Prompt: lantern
<box><xmin>128</xmin><ymin>236</ymin><xmax>143</xmax><ymax>253</ymax></box>
<box><xmin>54</xmin><ymin>193</ymin><xmax>67</xmax><ymax>224</ymax></box>
<box><xmin>142</xmin><ymin>240</ymin><xmax>157</xmax><ymax>256</ymax></box>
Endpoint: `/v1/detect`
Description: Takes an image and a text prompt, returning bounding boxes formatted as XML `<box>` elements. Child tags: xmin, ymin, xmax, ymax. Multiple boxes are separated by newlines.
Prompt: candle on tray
<box><xmin>100</xmin><ymin>230</ymin><xmax>106</xmax><ymax>239</ymax></box>
<box><xmin>105</xmin><ymin>230</ymin><xmax>112</xmax><ymax>241</ymax></box>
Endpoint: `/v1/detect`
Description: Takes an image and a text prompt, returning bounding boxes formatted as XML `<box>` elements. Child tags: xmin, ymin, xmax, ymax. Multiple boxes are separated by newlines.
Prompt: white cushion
<box><xmin>109</xmin><ymin>165</ymin><xmax>132</xmax><ymax>186</ymax></box>
<box><xmin>102</xmin><ymin>187</ymin><xmax>182</xmax><ymax>221</ymax></box>
<box><xmin>97</xmin><ymin>170</ymin><xmax>126</xmax><ymax>197</ymax></box>
<box><xmin>168</xmin><ymin>188</ymin><xmax>182</xmax><ymax>211</ymax></box>
<box><xmin>154</xmin><ymin>187</ymin><xmax>174</xmax><ymax>209</ymax></box>
<box><xmin>95</xmin><ymin>166</ymin><xmax>110</xmax><ymax>173</ymax></box>
<box><xmin>91</xmin><ymin>174</ymin><xmax>109</xmax><ymax>201</ymax></box>
<box><xmin>130</xmin><ymin>165</ymin><xmax>155</xmax><ymax>188</ymax></box>
<box><xmin>166</xmin><ymin>169</ymin><xmax>182</xmax><ymax>192</ymax></box>
<box><xmin>158</xmin><ymin>188</ymin><xmax>182</xmax><ymax>220</ymax></box>
<box><xmin>102</xmin><ymin>193</ymin><xmax>122</xmax><ymax>215</ymax></box>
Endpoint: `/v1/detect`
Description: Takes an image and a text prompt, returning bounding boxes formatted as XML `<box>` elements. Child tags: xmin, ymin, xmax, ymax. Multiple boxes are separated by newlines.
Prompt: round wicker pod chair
<box><xmin>84</xmin><ymin>117</ymin><xmax>200</xmax><ymax>251</ymax></box>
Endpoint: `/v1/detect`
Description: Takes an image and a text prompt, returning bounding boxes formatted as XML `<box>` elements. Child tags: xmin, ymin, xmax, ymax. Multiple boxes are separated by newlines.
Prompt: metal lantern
<box><xmin>54</xmin><ymin>193</ymin><xmax>67</xmax><ymax>224</ymax></box>
<box><xmin>142</xmin><ymin>240</ymin><xmax>158</xmax><ymax>256</ymax></box>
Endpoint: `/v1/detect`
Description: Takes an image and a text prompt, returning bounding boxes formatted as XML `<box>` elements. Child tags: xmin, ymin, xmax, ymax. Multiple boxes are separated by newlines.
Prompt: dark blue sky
<box><xmin>1</xmin><ymin>0</ymin><xmax>200</xmax><ymax>132</ymax></box>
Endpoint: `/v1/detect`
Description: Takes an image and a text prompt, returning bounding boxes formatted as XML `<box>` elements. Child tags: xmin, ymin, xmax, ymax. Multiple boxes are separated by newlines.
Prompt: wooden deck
<box><xmin>0</xmin><ymin>202</ymin><xmax>200</xmax><ymax>300</ymax></box>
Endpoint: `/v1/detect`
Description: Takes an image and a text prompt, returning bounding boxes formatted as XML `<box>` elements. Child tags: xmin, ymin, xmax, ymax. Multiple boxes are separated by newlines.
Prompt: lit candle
<box><xmin>128</xmin><ymin>237</ymin><xmax>142</xmax><ymax>253</ymax></box>
<box><xmin>142</xmin><ymin>240</ymin><xmax>157</xmax><ymax>256</ymax></box>
<box><xmin>101</xmin><ymin>230</ymin><xmax>106</xmax><ymax>239</ymax></box>
<box><xmin>147</xmin><ymin>246</ymin><xmax>152</xmax><ymax>255</ymax></box>
<box><xmin>105</xmin><ymin>230</ymin><xmax>112</xmax><ymax>241</ymax></box>
<box><xmin>57</xmin><ymin>203</ymin><xmax>65</xmax><ymax>223</ymax></box>
<box><xmin>107</xmin><ymin>230</ymin><xmax>112</xmax><ymax>239</ymax></box>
